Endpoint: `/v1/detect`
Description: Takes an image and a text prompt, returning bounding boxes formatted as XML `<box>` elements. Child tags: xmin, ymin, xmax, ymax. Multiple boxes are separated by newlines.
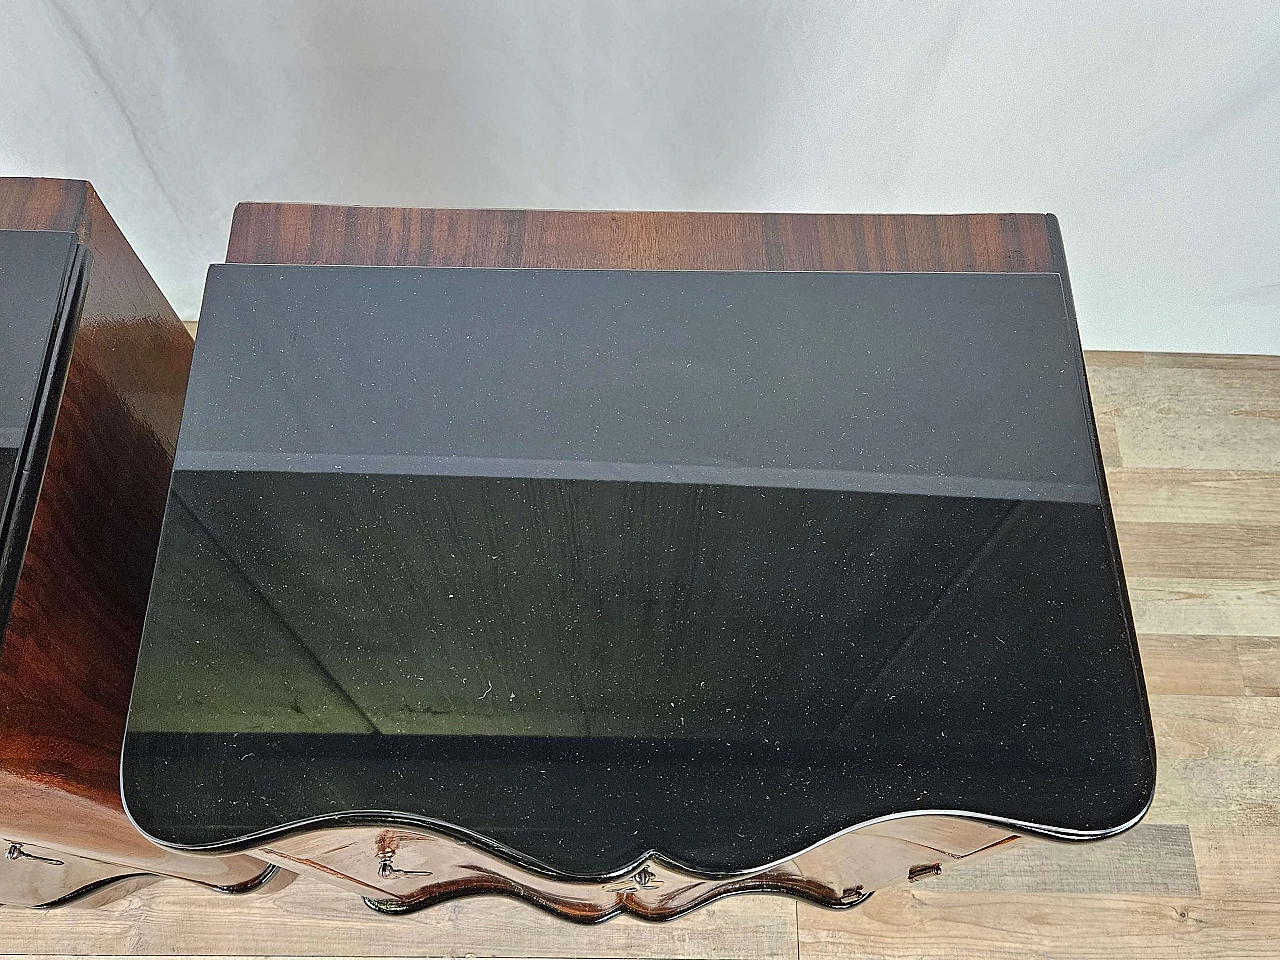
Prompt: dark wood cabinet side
<box><xmin>0</xmin><ymin>178</ymin><xmax>279</xmax><ymax>902</ymax></box>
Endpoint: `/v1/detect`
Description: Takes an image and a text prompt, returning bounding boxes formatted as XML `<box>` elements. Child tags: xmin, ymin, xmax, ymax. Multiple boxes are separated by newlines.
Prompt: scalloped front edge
<box><xmin>363</xmin><ymin>878</ymin><xmax>874</xmax><ymax>924</ymax></box>
<box><xmin>258</xmin><ymin>815</ymin><xmax>1021</xmax><ymax>923</ymax></box>
<box><xmin>2</xmin><ymin>858</ymin><xmax>288</xmax><ymax>910</ymax></box>
<box><xmin>28</xmin><ymin>874</ymin><xmax>157</xmax><ymax>910</ymax></box>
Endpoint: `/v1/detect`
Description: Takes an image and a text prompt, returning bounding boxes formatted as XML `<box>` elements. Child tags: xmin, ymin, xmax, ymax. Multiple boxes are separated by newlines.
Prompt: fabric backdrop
<box><xmin>1</xmin><ymin>0</ymin><xmax>1277</xmax><ymax>353</ymax></box>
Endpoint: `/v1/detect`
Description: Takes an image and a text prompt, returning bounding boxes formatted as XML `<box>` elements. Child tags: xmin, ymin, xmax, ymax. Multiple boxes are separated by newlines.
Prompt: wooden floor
<box><xmin>4</xmin><ymin>349</ymin><xmax>1278</xmax><ymax>959</ymax></box>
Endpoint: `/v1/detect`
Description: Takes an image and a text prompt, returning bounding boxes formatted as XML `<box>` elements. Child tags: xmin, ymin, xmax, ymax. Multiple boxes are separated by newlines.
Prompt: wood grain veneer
<box><xmin>226</xmin><ymin>206</ymin><xmax>1058</xmax><ymax>274</ymax></box>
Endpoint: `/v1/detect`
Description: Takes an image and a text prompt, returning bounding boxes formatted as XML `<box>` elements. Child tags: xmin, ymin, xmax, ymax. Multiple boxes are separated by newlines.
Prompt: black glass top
<box><xmin>1</xmin><ymin>229</ymin><xmax>82</xmax><ymax>631</ymax></box>
<box><xmin>123</xmin><ymin>265</ymin><xmax>1154</xmax><ymax>875</ymax></box>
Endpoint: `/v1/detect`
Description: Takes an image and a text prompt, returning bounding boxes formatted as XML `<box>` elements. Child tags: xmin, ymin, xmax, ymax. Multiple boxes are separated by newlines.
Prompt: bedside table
<box><xmin>122</xmin><ymin>208</ymin><xmax>1154</xmax><ymax>921</ymax></box>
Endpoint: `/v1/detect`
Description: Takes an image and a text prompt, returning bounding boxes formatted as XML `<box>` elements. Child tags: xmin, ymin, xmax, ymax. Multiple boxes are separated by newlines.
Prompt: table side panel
<box><xmin>0</xmin><ymin>178</ymin><xmax>271</xmax><ymax>890</ymax></box>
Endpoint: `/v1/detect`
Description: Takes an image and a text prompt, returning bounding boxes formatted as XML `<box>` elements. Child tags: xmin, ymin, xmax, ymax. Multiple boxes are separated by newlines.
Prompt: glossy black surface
<box><xmin>0</xmin><ymin>229</ymin><xmax>82</xmax><ymax>633</ymax></box>
<box><xmin>124</xmin><ymin>267</ymin><xmax>1154</xmax><ymax>874</ymax></box>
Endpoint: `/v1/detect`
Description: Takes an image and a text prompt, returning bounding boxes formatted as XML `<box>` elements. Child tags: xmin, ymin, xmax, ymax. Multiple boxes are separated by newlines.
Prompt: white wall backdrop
<box><xmin>1</xmin><ymin>1</ymin><xmax>1277</xmax><ymax>353</ymax></box>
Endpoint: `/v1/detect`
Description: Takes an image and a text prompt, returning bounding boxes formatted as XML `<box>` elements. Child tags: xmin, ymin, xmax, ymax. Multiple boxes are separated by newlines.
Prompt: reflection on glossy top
<box><xmin>124</xmin><ymin>267</ymin><xmax>1154</xmax><ymax>874</ymax></box>
<box><xmin>177</xmin><ymin>268</ymin><xmax>1097</xmax><ymax>502</ymax></box>
<box><xmin>1</xmin><ymin>229</ymin><xmax>80</xmax><ymax>628</ymax></box>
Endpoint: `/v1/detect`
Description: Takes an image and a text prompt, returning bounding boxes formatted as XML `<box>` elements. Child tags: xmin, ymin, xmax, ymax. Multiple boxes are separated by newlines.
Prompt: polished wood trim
<box><xmin>0</xmin><ymin>178</ymin><xmax>277</xmax><ymax>896</ymax></box>
<box><xmin>258</xmin><ymin>817</ymin><xmax>1018</xmax><ymax>923</ymax></box>
<box><xmin>0</xmin><ymin>838</ymin><xmax>144</xmax><ymax>909</ymax></box>
<box><xmin>227</xmin><ymin>205</ymin><xmax>1056</xmax><ymax>273</ymax></box>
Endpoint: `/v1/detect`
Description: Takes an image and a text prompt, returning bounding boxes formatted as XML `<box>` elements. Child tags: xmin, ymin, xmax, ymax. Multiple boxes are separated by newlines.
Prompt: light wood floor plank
<box><xmin>1104</xmin><ymin>470</ymin><xmax>1280</xmax><ymax>524</ymax></box>
<box><xmin>926</xmin><ymin>824</ymin><xmax>1199</xmax><ymax>895</ymax></box>
<box><xmin>1146</xmin><ymin>759</ymin><xmax>1280</xmax><ymax>827</ymax></box>
<box><xmin>1151</xmin><ymin>695</ymin><xmax>1280</xmax><ymax>761</ymax></box>
<box><xmin>1088</xmin><ymin>365</ymin><xmax>1280</xmax><ymax>420</ymax></box>
<box><xmin>1084</xmin><ymin>350</ymin><xmax>1280</xmax><ymax>372</ymax></box>
<box><xmin>1127</xmin><ymin>578</ymin><xmax>1280</xmax><ymax>638</ymax></box>
<box><xmin>1136</xmin><ymin>635</ymin><xmax>1247</xmax><ymax>696</ymax></box>
<box><xmin>1115</xmin><ymin>414</ymin><xmax>1280</xmax><ymax>471</ymax></box>
<box><xmin>798</xmin><ymin>889</ymin><xmax>1280</xmax><ymax>960</ymax></box>
<box><xmin>1189</xmin><ymin>826</ymin><xmax>1280</xmax><ymax>901</ymax></box>
<box><xmin>1237</xmin><ymin>638</ymin><xmax>1280</xmax><ymax>697</ymax></box>
<box><xmin>1115</xmin><ymin>522</ymin><xmax>1280</xmax><ymax>579</ymax></box>
<box><xmin>1084</xmin><ymin>350</ymin><xmax>1147</xmax><ymax>368</ymax></box>
<box><xmin>1140</xmin><ymin>352</ymin><xmax>1280</xmax><ymax>372</ymax></box>
<box><xmin>0</xmin><ymin>875</ymin><xmax>798</xmax><ymax>959</ymax></box>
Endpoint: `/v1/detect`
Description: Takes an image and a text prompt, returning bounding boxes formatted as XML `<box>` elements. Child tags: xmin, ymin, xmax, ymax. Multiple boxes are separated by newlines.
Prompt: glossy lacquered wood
<box><xmin>0</xmin><ymin>179</ymin><xmax>282</xmax><ymax>906</ymax></box>
<box><xmin>258</xmin><ymin>817</ymin><xmax>1017</xmax><ymax>923</ymax></box>
<box><xmin>206</xmin><ymin>204</ymin><xmax>1098</xmax><ymax>918</ymax></box>
<box><xmin>1</xmin><ymin>840</ymin><xmax>155</xmax><ymax>910</ymax></box>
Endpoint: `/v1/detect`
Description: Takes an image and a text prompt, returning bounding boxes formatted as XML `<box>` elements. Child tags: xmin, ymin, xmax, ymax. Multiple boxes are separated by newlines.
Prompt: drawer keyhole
<box><xmin>377</xmin><ymin>850</ymin><xmax>433</xmax><ymax>880</ymax></box>
<box><xmin>5</xmin><ymin>842</ymin><xmax>65</xmax><ymax>867</ymax></box>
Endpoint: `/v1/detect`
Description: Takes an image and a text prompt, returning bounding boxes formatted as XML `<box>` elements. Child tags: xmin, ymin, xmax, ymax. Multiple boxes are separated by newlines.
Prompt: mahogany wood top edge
<box><xmin>226</xmin><ymin>204</ymin><xmax>1056</xmax><ymax>274</ymax></box>
<box><xmin>0</xmin><ymin>178</ymin><xmax>90</xmax><ymax>236</ymax></box>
